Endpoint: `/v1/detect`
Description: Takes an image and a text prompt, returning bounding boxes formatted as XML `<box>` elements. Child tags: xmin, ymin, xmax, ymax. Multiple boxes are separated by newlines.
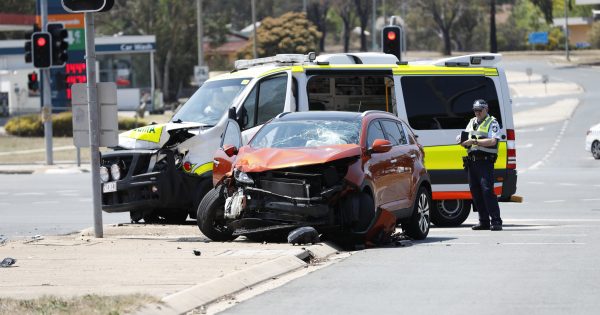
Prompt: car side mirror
<box><xmin>228</xmin><ymin>107</ymin><xmax>236</xmax><ymax>120</ymax></box>
<box><xmin>370</xmin><ymin>139</ymin><xmax>392</xmax><ymax>154</ymax></box>
<box><xmin>222</xmin><ymin>144</ymin><xmax>238</xmax><ymax>157</ymax></box>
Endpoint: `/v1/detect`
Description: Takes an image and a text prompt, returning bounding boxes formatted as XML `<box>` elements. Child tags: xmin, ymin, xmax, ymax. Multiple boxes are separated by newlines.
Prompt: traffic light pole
<box><xmin>41</xmin><ymin>0</ymin><xmax>53</xmax><ymax>165</ymax></box>
<box><xmin>84</xmin><ymin>12</ymin><xmax>103</xmax><ymax>238</ymax></box>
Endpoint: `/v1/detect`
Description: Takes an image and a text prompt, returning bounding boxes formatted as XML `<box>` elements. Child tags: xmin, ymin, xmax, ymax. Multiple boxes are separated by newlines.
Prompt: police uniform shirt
<box><xmin>472</xmin><ymin>116</ymin><xmax>502</xmax><ymax>141</ymax></box>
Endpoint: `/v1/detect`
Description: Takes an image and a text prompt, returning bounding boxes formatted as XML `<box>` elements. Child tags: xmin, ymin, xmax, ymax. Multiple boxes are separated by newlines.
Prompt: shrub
<box><xmin>4</xmin><ymin>112</ymin><xmax>148</xmax><ymax>137</ymax></box>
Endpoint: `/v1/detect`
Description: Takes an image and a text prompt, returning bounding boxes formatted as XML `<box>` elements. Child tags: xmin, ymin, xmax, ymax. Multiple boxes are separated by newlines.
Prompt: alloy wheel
<box><xmin>418</xmin><ymin>192</ymin><xmax>430</xmax><ymax>233</ymax></box>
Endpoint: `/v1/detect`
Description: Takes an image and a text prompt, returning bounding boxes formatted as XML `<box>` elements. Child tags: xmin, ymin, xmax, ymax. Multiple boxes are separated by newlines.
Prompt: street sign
<box><xmin>194</xmin><ymin>65</ymin><xmax>209</xmax><ymax>86</ymax></box>
<box><xmin>528</xmin><ymin>32</ymin><xmax>549</xmax><ymax>45</ymax></box>
<box><xmin>72</xmin><ymin>83</ymin><xmax>118</xmax><ymax>147</ymax></box>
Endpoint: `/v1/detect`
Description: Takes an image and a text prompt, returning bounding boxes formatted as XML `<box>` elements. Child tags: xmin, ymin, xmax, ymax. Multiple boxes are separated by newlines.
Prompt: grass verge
<box><xmin>0</xmin><ymin>294</ymin><xmax>160</xmax><ymax>315</ymax></box>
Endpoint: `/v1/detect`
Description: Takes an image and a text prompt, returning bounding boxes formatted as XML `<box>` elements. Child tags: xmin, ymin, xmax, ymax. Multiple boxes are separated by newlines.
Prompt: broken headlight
<box><xmin>234</xmin><ymin>169</ymin><xmax>254</xmax><ymax>185</ymax></box>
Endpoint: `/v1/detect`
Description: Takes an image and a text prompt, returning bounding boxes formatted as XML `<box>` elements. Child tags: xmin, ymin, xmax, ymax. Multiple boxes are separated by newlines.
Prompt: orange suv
<box><xmin>197</xmin><ymin>111</ymin><xmax>431</xmax><ymax>244</ymax></box>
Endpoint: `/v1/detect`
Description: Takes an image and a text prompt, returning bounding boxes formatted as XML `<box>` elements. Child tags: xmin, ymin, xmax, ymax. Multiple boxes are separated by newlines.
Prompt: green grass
<box><xmin>0</xmin><ymin>294</ymin><xmax>160</xmax><ymax>315</ymax></box>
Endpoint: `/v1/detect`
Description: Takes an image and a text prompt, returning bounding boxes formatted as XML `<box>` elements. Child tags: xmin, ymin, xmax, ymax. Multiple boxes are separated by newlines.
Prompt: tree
<box><xmin>416</xmin><ymin>0</ymin><xmax>464</xmax><ymax>55</ymax></box>
<box><xmin>307</xmin><ymin>0</ymin><xmax>331</xmax><ymax>52</ymax></box>
<box><xmin>332</xmin><ymin>0</ymin><xmax>356</xmax><ymax>52</ymax></box>
<box><xmin>490</xmin><ymin>0</ymin><xmax>497</xmax><ymax>53</ymax></box>
<box><xmin>238</xmin><ymin>12</ymin><xmax>321</xmax><ymax>58</ymax></box>
<box><xmin>354</xmin><ymin>0</ymin><xmax>371</xmax><ymax>51</ymax></box>
<box><xmin>0</xmin><ymin>0</ymin><xmax>36</xmax><ymax>40</ymax></box>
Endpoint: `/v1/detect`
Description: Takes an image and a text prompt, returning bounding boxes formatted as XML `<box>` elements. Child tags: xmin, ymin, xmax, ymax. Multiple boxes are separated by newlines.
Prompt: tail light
<box><xmin>506</xmin><ymin>129</ymin><xmax>516</xmax><ymax>170</ymax></box>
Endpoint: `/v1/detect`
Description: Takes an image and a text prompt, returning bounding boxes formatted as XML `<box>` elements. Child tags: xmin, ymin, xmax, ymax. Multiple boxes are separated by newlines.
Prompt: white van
<box><xmin>101</xmin><ymin>52</ymin><xmax>519</xmax><ymax>226</ymax></box>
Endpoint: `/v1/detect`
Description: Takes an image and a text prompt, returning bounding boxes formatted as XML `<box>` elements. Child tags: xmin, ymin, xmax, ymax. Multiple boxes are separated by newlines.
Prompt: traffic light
<box><xmin>32</xmin><ymin>32</ymin><xmax>52</xmax><ymax>68</ymax></box>
<box><xmin>61</xmin><ymin>0</ymin><xmax>114</xmax><ymax>12</ymax></box>
<box><xmin>27</xmin><ymin>72</ymin><xmax>39</xmax><ymax>92</ymax></box>
<box><xmin>23</xmin><ymin>24</ymin><xmax>40</xmax><ymax>64</ymax></box>
<box><xmin>382</xmin><ymin>25</ymin><xmax>402</xmax><ymax>61</ymax></box>
<box><xmin>48</xmin><ymin>23</ymin><xmax>69</xmax><ymax>66</ymax></box>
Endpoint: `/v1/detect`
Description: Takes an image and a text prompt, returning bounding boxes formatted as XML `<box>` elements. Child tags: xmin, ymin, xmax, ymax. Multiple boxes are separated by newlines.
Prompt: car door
<box><xmin>380</xmin><ymin>119</ymin><xmax>413</xmax><ymax>210</ymax></box>
<box><xmin>213</xmin><ymin>119</ymin><xmax>242</xmax><ymax>187</ymax></box>
<box><xmin>363</xmin><ymin>119</ymin><xmax>395</xmax><ymax>209</ymax></box>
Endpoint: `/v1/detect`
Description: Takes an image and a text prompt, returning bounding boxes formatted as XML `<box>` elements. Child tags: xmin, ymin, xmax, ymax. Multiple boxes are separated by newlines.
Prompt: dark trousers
<box><xmin>467</xmin><ymin>159</ymin><xmax>502</xmax><ymax>226</ymax></box>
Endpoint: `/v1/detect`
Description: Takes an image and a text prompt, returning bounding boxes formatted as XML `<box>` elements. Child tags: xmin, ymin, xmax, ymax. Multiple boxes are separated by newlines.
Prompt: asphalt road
<box><xmin>220</xmin><ymin>61</ymin><xmax>600</xmax><ymax>314</ymax></box>
<box><xmin>0</xmin><ymin>173</ymin><xmax>129</xmax><ymax>239</ymax></box>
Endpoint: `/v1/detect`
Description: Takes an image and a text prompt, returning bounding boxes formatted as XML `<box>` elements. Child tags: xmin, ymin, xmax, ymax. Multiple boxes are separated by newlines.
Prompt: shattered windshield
<box><xmin>250</xmin><ymin>119</ymin><xmax>361</xmax><ymax>149</ymax></box>
<box><xmin>171</xmin><ymin>78</ymin><xmax>249</xmax><ymax>125</ymax></box>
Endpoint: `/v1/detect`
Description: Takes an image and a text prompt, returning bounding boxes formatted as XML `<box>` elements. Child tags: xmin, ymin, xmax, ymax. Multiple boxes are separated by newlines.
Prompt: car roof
<box><xmin>274</xmin><ymin>111</ymin><xmax>363</xmax><ymax>122</ymax></box>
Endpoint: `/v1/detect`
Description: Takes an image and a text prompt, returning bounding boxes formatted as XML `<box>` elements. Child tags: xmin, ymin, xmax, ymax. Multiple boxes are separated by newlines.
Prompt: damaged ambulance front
<box><xmin>100</xmin><ymin>77</ymin><xmax>250</xmax><ymax>223</ymax></box>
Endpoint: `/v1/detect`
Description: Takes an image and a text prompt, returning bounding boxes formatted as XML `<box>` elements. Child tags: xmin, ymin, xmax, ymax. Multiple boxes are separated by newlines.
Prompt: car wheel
<box><xmin>197</xmin><ymin>188</ymin><xmax>237</xmax><ymax>241</ymax></box>
<box><xmin>431</xmin><ymin>199</ymin><xmax>471</xmax><ymax>227</ymax></box>
<box><xmin>592</xmin><ymin>141</ymin><xmax>600</xmax><ymax>160</ymax></box>
<box><xmin>402</xmin><ymin>187</ymin><xmax>431</xmax><ymax>240</ymax></box>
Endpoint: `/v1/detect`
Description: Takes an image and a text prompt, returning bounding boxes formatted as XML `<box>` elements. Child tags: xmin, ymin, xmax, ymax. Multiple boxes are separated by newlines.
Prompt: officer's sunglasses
<box><xmin>473</xmin><ymin>109</ymin><xmax>483</xmax><ymax>113</ymax></box>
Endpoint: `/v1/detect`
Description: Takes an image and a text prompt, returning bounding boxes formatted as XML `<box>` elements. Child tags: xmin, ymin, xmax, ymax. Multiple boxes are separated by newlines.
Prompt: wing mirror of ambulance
<box><xmin>370</xmin><ymin>139</ymin><xmax>393</xmax><ymax>154</ymax></box>
<box><xmin>222</xmin><ymin>144</ymin><xmax>239</xmax><ymax>157</ymax></box>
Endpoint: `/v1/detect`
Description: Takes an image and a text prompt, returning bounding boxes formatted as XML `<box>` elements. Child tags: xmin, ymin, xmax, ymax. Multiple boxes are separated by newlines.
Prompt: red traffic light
<box><xmin>387</xmin><ymin>31</ymin><xmax>396</xmax><ymax>41</ymax></box>
<box><xmin>30</xmin><ymin>73</ymin><xmax>37</xmax><ymax>81</ymax></box>
<box><xmin>36</xmin><ymin>37</ymin><xmax>47</xmax><ymax>47</ymax></box>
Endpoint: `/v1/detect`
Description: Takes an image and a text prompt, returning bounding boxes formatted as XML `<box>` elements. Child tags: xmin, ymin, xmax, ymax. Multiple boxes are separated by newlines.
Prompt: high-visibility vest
<box><xmin>465</xmin><ymin>115</ymin><xmax>498</xmax><ymax>155</ymax></box>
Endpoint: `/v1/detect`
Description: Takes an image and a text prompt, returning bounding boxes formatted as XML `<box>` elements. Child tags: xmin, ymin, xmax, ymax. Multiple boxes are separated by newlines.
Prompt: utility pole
<box><xmin>252</xmin><ymin>0</ymin><xmax>257</xmax><ymax>58</ymax></box>
<box><xmin>565</xmin><ymin>0</ymin><xmax>570</xmax><ymax>61</ymax></box>
<box><xmin>371</xmin><ymin>0</ymin><xmax>377</xmax><ymax>51</ymax></box>
<box><xmin>84</xmin><ymin>12</ymin><xmax>103</xmax><ymax>238</ymax></box>
<box><xmin>490</xmin><ymin>0</ymin><xmax>497</xmax><ymax>53</ymax></box>
<box><xmin>41</xmin><ymin>0</ymin><xmax>53</xmax><ymax>165</ymax></box>
<box><xmin>197</xmin><ymin>0</ymin><xmax>203</xmax><ymax>67</ymax></box>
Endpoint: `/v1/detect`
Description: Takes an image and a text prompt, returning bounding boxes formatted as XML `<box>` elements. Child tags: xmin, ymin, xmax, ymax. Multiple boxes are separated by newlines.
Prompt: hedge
<box><xmin>4</xmin><ymin>112</ymin><xmax>147</xmax><ymax>137</ymax></box>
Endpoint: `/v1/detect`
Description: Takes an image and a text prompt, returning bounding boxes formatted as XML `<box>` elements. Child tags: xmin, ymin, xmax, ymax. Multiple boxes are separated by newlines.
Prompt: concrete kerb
<box><xmin>137</xmin><ymin>242</ymin><xmax>341</xmax><ymax>315</ymax></box>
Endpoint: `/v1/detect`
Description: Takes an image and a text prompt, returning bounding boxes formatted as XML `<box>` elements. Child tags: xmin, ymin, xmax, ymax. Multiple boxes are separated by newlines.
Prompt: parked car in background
<box><xmin>586</xmin><ymin>123</ymin><xmax>600</xmax><ymax>159</ymax></box>
<box><xmin>196</xmin><ymin>111</ymin><xmax>432</xmax><ymax>246</ymax></box>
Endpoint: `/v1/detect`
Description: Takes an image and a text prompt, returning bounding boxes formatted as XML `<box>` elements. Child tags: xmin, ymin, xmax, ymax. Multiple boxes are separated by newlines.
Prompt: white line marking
<box><xmin>426</xmin><ymin>242</ymin><xmax>481</xmax><ymax>245</ymax></box>
<box><xmin>32</xmin><ymin>200</ymin><xmax>59</xmax><ymax>205</ymax></box>
<box><xmin>56</xmin><ymin>190</ymin><xmax>79</xmax><ymax>193</ymax></box>
<box><xmin>501</xmin><ymin>243</ymin><xmax>585</xmax><ymax>245</ymax></box>
<box><xmin>527</xmin><ymin>181</ymin><xmax>544</xmax><ymax>185</ymax></box>
<box><xmin>511</xmin><ymin>234</ymin><xmax>586</xmax><ymax>237</ymax></box>
<box><xmin>558</xmin><ymin>183</ymin><xmax>577</xmax><ymax>186</ymax></box>
<box><xmin>516</xmin><ymin>143</ymin><xmax>533</xmax><ymax>149</ymax></box>
<box><xmin>523</xmin><ymin>119</ymin><xmax>570</xmax><ymax>172</ymax></box>
<box><xmin>544</xmin><ymin>200</ymin><xmax>565</xmax><ymax>203</ymax></box>
<box><xmin>14</xmin><ymin>192</ymin><xmax>46</xmax><ymax>196</ymax></box>
<box><xmin>582</xmin><ymin>198</ymin><xmax>600</xmax><ymax>202</ymax></box>
<box><xmin>517</xmin><ymin>127</ymin><xmax>545</xmax><ymax>133</ymax></box>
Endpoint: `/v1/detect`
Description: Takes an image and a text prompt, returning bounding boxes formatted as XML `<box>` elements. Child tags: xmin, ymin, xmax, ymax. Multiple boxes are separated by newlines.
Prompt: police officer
<box><xmin>461</xmin><ymin>99</ymin><xmax>503</xmax><ymax>231</ymax></box>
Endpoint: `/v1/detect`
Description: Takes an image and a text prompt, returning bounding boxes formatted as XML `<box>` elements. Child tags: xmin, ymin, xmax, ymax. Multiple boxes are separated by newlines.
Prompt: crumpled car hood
<box><xmin>235</xmin><ymin>144</ymin><xmax>362</xmax><ymax>173</ymax></box>
<box><xmin>118</xmin><ymin>122</ymin><xmax>204</xmax><ymax>149</ymax></box>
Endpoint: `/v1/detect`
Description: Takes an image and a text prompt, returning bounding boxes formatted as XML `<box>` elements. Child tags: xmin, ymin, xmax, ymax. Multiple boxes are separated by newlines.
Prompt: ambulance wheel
<box><xmin>402</xmin><ymin>187</ymin><xmax>431</xmax><ymax>240</ymax></box>
<box><xmin>592</xmin><ymin>141</ymin><xmax>600</xmax><ymax>159</ymax></box>
<box><xmin>197</xmin><ymin>188</ymin><xmax>237</xmax><ymax>242</ymax></box>
<box><xmin>431</xmin><ymin>199</ymin><xmax>471</xmax><ymax>227</ymax></box>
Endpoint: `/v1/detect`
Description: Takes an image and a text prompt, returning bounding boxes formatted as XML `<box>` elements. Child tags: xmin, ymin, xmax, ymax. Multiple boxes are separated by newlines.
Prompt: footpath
<box><xmin>0</xmin><ymin>224</ymin><xmax>340</xmax><ymax>314</ymax></box>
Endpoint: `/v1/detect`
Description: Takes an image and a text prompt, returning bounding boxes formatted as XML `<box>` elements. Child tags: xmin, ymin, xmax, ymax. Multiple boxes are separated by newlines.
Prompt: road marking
<box><xmin>544</xmin><ymin>200</ymin><xmax>565</xmax><ymax>203</ymax></box>
<box><xmin>32</xmin><ymin>200</ymin><xmax>59</xmax><ymax>205</ymax></box>
<box><xmin>516</xmin><ymin>143</ymin><xmax>533</xmax><ymax>149</ymax></box>
<box><xmin>511</xmin><ymin>234</ymin><xmax>586</xmax><ymax>237</ymax></box>
<box><xmin>517</xmin><ymin>127</ymin><xmax>545</xmax><ymax>133</ymax></box>
<box><xmin>56</xmin><ymin>190</ymin><xmax>79</xmax><ymax>193</ymax></box>
<box><xmin>527</xmin><ymin>181</ymin><xmax>544</xmax><ymax>185</ymax></box>
<box><xmin>523</xmin><ymin>119</ymin><xmax>570</xmax><ymax>173</ymax></box>
<box><xmin>500</xmin><ymin>242</ymin><xmax>585</xmax><ymax>245</ymax></box>
<box><xmin>558</xmin><ymin>183</ymin><xmax>577</xmax><ymax>186</ymax></box>
<box><xmin>14</xmin><ymin>192</ymin><xmax>46</xmax><ymax>196</ymax></box>
<box><xmin>583</xmin><ymin>198</ymin><xmax>600</xmax><ymax>202</ymax></box>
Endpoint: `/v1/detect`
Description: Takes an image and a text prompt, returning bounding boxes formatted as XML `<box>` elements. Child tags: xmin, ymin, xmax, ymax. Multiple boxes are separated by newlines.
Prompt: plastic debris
<box><xmin>193</xmin><ymin>250</ymin><xmax>201</xmax><ymax>256</ymax></box>
<box><xmin>287</xmin><ymin>226</ymin><xmax>320</xmax><ymax>245</ymax></box>
<box><xmin>1</xmin><ymin>257</ymin><xmax>17</xmax><ymax>268</ymax></box>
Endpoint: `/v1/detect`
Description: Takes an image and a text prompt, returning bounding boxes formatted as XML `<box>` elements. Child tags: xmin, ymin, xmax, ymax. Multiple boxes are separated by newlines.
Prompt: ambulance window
<box><xmin>257</xmin><ymin>75</ymin><xmax>288</xmax><ymax>125</ymax></box>
<box><xmin>401</xmin><ymin>76</ymin><xmax>502</xmax><ymax>130</ymax></box>
<box><xmin>367</xmin><ymin>120</ymin><xmax>386</xmax><ymax>148</ymax></box>
<box><xmin>240</xmin><ymin>74</ymin><xmax>288</xmax><ymax>129</ymax></box>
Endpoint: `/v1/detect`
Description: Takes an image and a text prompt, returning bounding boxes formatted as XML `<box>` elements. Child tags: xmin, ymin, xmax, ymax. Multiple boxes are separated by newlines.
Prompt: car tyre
<box><xmin>402</xmin><ymin>187</ymin><xmax>431</xmax><ymax>240</ymax></box>
<box><xmin>197</xmin><ymin>188</ymin><xmax>237</xmax><ymax>241</ymax></box>
<box><xmin>592</xmin><ymin>141</ymin><xmax>600</xmax><ymax>160</ymax></box>
<box><xmin>431</xmin><ymin>199</ymin><xmax>471</xmax><ymax>227</ymax></box>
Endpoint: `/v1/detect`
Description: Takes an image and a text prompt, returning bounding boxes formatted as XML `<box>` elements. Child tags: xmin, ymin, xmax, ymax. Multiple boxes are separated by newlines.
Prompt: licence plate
<box><xmin>103</xmin><ymin>181</ymin><xmax>117</xmax><ymax>193</ymax></box>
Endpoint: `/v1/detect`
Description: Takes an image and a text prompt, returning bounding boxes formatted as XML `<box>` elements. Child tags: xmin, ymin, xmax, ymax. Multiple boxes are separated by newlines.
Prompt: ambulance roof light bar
<box><xmin>235</xmin><ymin>53</ymin><xmax>314</xmax><ymax>70</ymax></box>
<box><xmin>432</xmin><ymin>53</ymin><xmax>502</xmax><ymax>67</ymax></box>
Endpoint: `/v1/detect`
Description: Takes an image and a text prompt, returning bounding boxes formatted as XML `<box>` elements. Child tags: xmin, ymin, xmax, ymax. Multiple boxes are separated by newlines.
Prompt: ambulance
<box><xmin>100</xmin><ymin>52</ymin><xmax>518</xmax><ymax>226</ymax></box>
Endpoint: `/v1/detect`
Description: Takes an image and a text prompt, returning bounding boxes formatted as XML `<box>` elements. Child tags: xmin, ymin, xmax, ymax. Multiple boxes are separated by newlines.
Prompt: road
<box><xmin>0</xmin><ymin>173</ymin><xmax>129</xmax><ymax>239</ymax></box>
<box><xmin>219</xmin><ymin>60</ymin><xmax>600</xmax><ymax>314</ymax></box>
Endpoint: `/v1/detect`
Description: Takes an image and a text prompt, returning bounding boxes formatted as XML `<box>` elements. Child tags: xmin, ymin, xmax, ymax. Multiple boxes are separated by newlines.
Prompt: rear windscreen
<box><xmin>401</xmin><ymin>76</ymin><xmax>502</xmax><ymax>130</ymax></box>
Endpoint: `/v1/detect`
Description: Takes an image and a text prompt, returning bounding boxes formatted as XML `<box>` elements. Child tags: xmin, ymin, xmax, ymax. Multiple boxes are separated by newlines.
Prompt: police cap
<box><xmin>473</xmin><ymin>99</ymin><xmax>488</xmax><ymax>110</ymax></box>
